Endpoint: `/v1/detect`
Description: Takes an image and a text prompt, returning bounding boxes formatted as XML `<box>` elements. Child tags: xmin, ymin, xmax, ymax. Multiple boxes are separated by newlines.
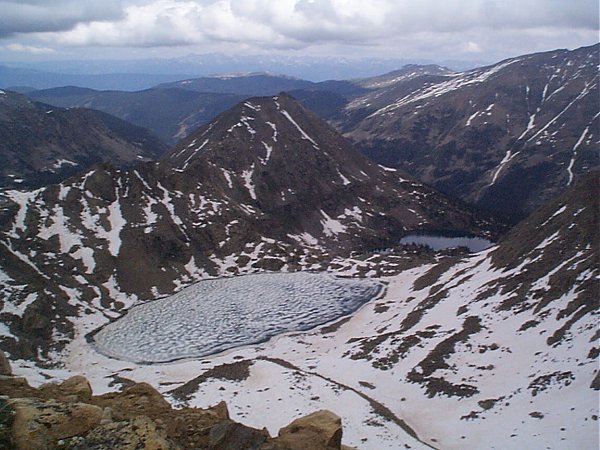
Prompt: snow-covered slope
<box><xmin>341</xmin><ymin>44</ymin><xmax>600</xmax><ymax>218</ymax></box>
<box><xmin>7</xmin><ymin>175</ymin><xmax>597</xmax><ymax>450</ymax></box>
<box><xmin>0</xmin><ymin>93</ymin><xmax>497</xmax><ymax>365</ymax></box>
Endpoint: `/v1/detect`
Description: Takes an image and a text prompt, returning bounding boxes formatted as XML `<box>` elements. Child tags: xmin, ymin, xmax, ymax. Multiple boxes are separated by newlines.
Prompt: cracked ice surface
<box><xmin>93</xmin><ymin>272</ymin><xmax>384</xmax><ymax>363</ymax></box>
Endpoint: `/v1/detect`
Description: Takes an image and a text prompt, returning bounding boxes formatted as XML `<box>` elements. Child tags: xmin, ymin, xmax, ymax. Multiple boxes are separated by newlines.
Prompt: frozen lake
<box><xmin>93</xmin><ymin>272</ymin><xmax>384</xmax><ymax>363</ymax></box>
<box><xmin>399</xmin><ymin>233</ymin><xmax>494</xmax><ymax>252</ymax></box>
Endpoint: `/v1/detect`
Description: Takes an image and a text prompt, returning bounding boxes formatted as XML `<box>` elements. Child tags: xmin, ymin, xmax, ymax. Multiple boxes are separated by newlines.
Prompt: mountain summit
<box><xmin>164</xmin><ymin>92</ymin><xmax>497</xmax><ymax>248</ymax></box>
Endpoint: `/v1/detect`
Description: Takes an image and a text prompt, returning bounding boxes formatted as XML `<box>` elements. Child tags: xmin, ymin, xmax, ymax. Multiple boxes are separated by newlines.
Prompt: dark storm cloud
<box><xmin>0</xmin><ymin>1</ymin><xmax>125</xmax><ymax>38</ymax></box>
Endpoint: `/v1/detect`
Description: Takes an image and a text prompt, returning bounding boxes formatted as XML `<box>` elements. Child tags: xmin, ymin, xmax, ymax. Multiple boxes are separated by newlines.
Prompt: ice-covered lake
<box><xmin>93</xmin><ymin>272</ymin><xmax>384</xmax><ymax>363</ymax></box>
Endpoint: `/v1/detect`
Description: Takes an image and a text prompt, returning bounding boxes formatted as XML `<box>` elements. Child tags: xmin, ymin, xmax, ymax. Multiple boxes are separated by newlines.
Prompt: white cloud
<box><xmin>4</xmin><ymin>0</ymin><xmax>599</xmax><ymax>60</ymax></box>
<box><xmin>3</xmin><ymin>43</ymin><xmax>55</xmax><ymax>54</ymax></box>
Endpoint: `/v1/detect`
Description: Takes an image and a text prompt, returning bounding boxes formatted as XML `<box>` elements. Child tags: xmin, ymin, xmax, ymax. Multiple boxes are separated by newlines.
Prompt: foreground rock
<box><xmin>0</xmin><ymin>373</ymin><xmax>353</xmax><ymax>450</ymax></box>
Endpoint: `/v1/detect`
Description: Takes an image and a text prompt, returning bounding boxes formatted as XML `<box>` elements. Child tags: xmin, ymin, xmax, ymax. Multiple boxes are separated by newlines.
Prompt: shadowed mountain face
<box><xmin>0</xmin><ymin>90</ymin><xmax>167</xmax><ymax>189</ymax></box>
<box><xmin>27</xmin><ymin>86</ymin><xmax>247</xmax><ymax>145</ymax></box>
<box><xmin>337</xmin><ymin>44</ymin><xmax>600</xmax><ymax>219</ymax></box>
<box><xmin>0</xmin><ymin>93</ymin><xmax>498</xmax><ymax>361</ymax></box>
<box><xmin>25</xmin><ymin>74</ymin><xmax>317</xmax><ymax>145</ymax></box>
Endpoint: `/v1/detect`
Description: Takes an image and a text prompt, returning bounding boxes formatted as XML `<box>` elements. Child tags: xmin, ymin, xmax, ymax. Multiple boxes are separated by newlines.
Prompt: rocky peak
<box><xmin>164</xmin><ymin>92</ymin><xmax>376</xmax><ymax>187</ymax></box>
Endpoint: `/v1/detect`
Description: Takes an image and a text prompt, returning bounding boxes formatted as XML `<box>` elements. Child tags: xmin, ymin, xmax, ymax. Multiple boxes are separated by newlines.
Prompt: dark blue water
<box><xmin>399</xmin><ymin>234</ymin><xmax>494</xmax><ymax>252</ymax></box>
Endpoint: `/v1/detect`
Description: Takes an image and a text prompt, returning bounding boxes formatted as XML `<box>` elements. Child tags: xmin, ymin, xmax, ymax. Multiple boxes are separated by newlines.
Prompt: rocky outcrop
<box><xmin>0</xmin><ymin>373</ymin><xmax>353</xmax><ymax>450</ymax></box>
<box><xmin>273</xmin><ymin>410</ymin><xmax>343</xmax><ymax>449</ymax></box>
<box><xmin>0</xmin><ymin>350</ymin><xmax>11</xmax><ymax>376</ymax></box>
<box><xmin>10</xmin><ymin>398</ymin><xmax>104</xmax><ymax>450</ymax></box>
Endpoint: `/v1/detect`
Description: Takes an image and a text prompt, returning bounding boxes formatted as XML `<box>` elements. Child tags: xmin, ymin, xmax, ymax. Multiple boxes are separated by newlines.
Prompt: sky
<box><xmin>0</xmin><ymin>0</ymin><xmax>598</xmax><ymax>66</ymax></box>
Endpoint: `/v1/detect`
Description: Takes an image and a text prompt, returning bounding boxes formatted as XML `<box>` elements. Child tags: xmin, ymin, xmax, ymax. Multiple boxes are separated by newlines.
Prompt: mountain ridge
<box><xmin>0</xmin><ymin>90</ymin><xmax>167</xmax><ymax>189</ymax></box>
<box><xmin>339</xmin><ymin>43</ymin><xmax>600</xmax><ymax>218</ymax></box>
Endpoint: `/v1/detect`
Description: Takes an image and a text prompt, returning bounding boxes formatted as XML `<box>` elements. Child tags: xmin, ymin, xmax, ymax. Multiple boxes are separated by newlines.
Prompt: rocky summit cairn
<box><xmin>0</xmin><ymin>371</ymin><xmax>354</xmax><ymax>450</ymax></box>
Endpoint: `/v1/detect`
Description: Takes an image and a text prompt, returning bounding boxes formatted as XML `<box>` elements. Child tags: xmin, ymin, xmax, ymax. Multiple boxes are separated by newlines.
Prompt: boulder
<box><xmin>93</xmin><ymin>382</ymin><xmax>172</xmax><ymax>421</ymax></box>
<box><xmin>0</xmin><ymin>376</ymin><xmax>39</xmax><ymax>399</ymax></box>
<box><xmin>273</xmin><ymin>410</ymin><xmax>343</xmax><ymax>450</ymax></box>
<box><xmin>39</xmin><ymin>375</ymin><xmax>93</xmax><ymax>403</ymax></box>
<box><xmin>208</xmin><ymin>420</ymin><xmax>269</xmax><ymax>450</ymax></box>
<box><xmin>9</xmin><ymin>397</ymin><xmax>103</xmax><ymax>449</ymax></box>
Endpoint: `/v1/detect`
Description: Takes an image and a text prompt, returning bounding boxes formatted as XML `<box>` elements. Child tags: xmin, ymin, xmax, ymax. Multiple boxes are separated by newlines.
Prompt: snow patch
<box><xmin>280</xmin><ymin>109</ymin><xmax>319</xmax><ymax>149</ymax></box>
<box><xmin>241</xmin><ymin>165</ymin><xmax>257</xmax><ymax>200</ymax></box>
<box><xmin>221</xmin><ymin>169</ymin><xmax>233</xmax><ymax>189</ymax></box>
<box><xmin>320</xmin><ymin>210</ymin><xmax>347</xmax><ymax>237</ymax></box>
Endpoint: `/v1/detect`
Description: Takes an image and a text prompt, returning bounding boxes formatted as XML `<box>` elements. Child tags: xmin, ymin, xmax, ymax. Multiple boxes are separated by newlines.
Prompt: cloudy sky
<box><xmin>0</xmin><ymin>0</ymin><xmax>598</xmax><ymax>64</ymax></box>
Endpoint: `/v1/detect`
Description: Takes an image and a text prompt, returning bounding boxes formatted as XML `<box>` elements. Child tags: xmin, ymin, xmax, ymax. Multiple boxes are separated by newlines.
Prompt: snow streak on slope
<box><xmin>361</xmin><ymin>59</ymin><xmax>521</xmax><ymax>117</ymax></box>
<box><xmin>280</xmin><ymin>109</ymin><xmax>320</xmax><ymax>149</ymax></box>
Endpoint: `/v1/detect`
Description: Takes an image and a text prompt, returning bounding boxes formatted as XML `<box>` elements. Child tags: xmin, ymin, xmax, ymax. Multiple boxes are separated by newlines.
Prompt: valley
<box><xmin>0</xmin><ymin>44</ymin><xmax>598</xmax><ymax>450</ymax></box>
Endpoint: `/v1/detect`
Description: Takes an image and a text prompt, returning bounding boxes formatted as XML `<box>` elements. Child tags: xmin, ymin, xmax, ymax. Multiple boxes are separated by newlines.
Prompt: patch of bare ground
<box><xmin>528</xmin><ymin>371</ymin><xmax>574</xmax><ymax>396</ymax></box>
<box><xmin>169</xmin><ymin>360</ymin><xmax>254</xmax><ymax>402</ymax></box>
<box><xmin>407</xmin><ymin>316</ymin><xmax>482</xmax><ymax>398</ymax></box>
<box><xmin>412</xmin><ymin>256</ymin><xmax>462</xmax><ymax>291</ymax></box>
<box><xmin>373</xmin><ymin>302</ymin><xmax>391</xmax><ymax>313</ymax></box>
<box><xmin>320</xmin><ymin>317</ymin><xmax>352</xmax><ymax>334</ymax></box>
<box><xmin>345</xmin><ymin>325</ymin><xmax>441</xmax><ymax>371</ymax></box>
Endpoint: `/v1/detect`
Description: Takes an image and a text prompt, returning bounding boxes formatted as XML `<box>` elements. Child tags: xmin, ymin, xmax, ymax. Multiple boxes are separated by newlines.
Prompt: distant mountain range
<box><xmin>21</xmin><ymin>44</ymin><xmax>599</xmax><ymax>219</ymax></box>
<box><xmin>25</xmin><ymin>74</ymin><xmax>368</xmax><ymax>145</ymax></box>
<box><xmin>0</xmin><ymin>90</ymin><xmax>166</xmax><ymax>189</ymax></box>
<box><xmin>0</xmin><ymin>65</ymin><xmax>192</xmax><ymax>91</ymax></box>
<box><xmin>27</xmin><ymin>86</ymin><xmax>246</xmax><ymax>145</ymax></box>
<box><xmin>0</xmin><ymin>54</ymin><xmax>488</xmax><ymax>91</ymax></box>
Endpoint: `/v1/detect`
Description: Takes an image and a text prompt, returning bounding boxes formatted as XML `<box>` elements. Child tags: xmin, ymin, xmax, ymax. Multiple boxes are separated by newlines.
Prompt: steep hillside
<box><xmin>77</xmin><ymin>171</ymin><xmax>594</xmax><ymax>450</ymax></box>
<box><xmin>0</xmin><ymin>93</ymin><xmax>498</xmax><ymax>364</ymax></box>
<box><xmin>341</xmin><ymin>44</ymin><xmax>600</xmax><ymax>218</ymax></box>
<box><xmin>6</xmin><ymin>173</ymin><xmax>595</xmax><ymax>449</ymax></box>
<box><xmin>0</xmin><ymin>90</ymin><xmax>166</xmax><ymax>189</ymax></box>
<box><xmin>27</xmin><ymin>86</ymin><xmax>246</xmax><ymax>144</ymax></box>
